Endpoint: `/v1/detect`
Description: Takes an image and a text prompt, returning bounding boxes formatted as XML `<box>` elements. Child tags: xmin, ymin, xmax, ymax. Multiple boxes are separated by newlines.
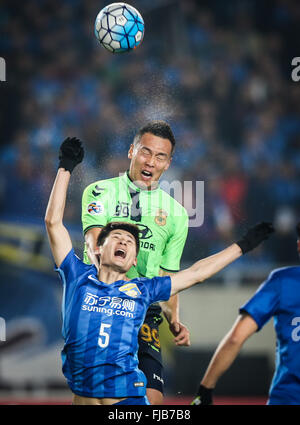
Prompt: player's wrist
<box><xmin>168</xmin><ymin>318</ymin><xmax>180</xmax><ymax>330</ymax></box>
<box><xmin>58</xmin><ymin>158</ymin><xmax>78</xmax><ymax>173</ymax></box>
<box><xmin>236</xmin><ymin>238</ymin><xmax>251</xmax><ymax>255</ymax></box>
<box><xmin>58</xmin><ymin>166</ymin><xmax>71</xmax><ymax>174</ymax></box>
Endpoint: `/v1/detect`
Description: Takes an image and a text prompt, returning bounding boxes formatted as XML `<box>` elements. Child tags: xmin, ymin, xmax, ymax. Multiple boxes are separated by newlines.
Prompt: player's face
<box><xmin>98</xmin><ymin>229</ymin><xmax>138</xmax><ymax>273</ymax></box>
<box><xmin>128</xmin><ymin>133</ymin><xmax>172</xmax><ymax>190</ymax></box>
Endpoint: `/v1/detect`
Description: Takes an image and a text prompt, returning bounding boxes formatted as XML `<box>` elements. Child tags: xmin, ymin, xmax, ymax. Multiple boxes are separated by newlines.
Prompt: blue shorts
<box><xmin>114</xmin><ymin>396</ymin><xmax>150</xmax><ymax>405</ymax></box>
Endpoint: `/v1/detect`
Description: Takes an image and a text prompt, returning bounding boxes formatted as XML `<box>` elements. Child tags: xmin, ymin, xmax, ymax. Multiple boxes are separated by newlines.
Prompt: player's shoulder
<box><xmin>130</xmin><ymin>276</ymin><xmax>150</xmax><ymax>285</ymax></box>
<box><xmin>132</xmin><ymin>276</ymin><xmax>167</xmax><ymax>286</ymax></box>
<box><xmin>83</xmin><ymin>176</ymin><xmax>122</xmax><ymax>194</ymax></box>
<box><xmin>267</xmin><ymin>265</ymin><xmax>300</xmax><ymax>281</ymax></box>
<box><xmin>129</xmin><ymin>276</ymin><xmax>153</xmax><ymax>290</ymax></box>
<box><xmin>71</xmin><ymin>250</ymin><xmax>92</xmax><ymax>269</ymax></box>
<box><xmin>60</xmin><ymin>249</ymin><xmax>93</xmax><ymax>272</ymax></box>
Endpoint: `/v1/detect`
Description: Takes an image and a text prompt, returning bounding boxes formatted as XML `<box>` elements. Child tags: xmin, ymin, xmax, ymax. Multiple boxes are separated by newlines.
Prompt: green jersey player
<box><xmin>82</xmin><ymin>121</ymin><xmax>190</xmax><ymax>404</ymax></box>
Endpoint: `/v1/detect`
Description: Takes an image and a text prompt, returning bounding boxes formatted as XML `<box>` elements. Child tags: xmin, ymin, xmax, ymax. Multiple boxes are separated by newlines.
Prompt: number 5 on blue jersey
<box><xmin>98</xmin><ymin>323</ymin><xmax>111</xmax><ymax>348</ymax></box>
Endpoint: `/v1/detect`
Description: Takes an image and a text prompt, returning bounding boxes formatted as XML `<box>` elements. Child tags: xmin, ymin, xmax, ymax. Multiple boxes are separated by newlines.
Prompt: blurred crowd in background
<box><xmin>1</xmin><ymin>0</ymin><xmax>300</xmax><ymax>278</ymax></box>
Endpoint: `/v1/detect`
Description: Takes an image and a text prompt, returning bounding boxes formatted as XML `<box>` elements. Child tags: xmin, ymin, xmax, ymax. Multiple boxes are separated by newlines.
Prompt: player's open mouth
<box><xmin>114</xmin><ymin>249</ymin><xmax>126</xmax><ymax>259</ymax></box>
<box><xmin>141</xmin><ymin>170</ymin><xmax>153</xmax><ymax>180</ymax></box>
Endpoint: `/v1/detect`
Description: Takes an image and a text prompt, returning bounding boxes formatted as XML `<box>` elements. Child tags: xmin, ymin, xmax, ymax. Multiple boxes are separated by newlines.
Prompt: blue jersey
<box><xmin>55</xmin><ymin>249</ymin><xmax>171</xmax><ymax>398</ymax></box>
<box><xmin>240</xmin><ymin>266</ymin><xmax>300</xmax><ymax>405</ymax></box>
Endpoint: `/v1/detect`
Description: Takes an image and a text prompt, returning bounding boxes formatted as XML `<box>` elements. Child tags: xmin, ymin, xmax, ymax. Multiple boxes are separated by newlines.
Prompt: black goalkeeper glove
<box><xmin>236</xmin><ymin>222</ymin><xmax>274</xmax><ymax>254</ymax></box>
<box><xmin>191</xmin><ymin>384</ymin><xmax>213</xmax><ymax>406</ymax></box>
<box><xmin>58</xmin><ymin>137</ymin><xmax>84</xmax><ymax>173</ymax></box>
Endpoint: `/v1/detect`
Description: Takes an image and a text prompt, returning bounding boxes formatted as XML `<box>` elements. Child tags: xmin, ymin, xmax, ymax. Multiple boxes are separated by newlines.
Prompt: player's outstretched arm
<box><xmin>191</xmin><ymin>313</ymin><xmax>258</xmax><ymax>405</ymax></box>
<box><xmin>45</xmin><ymin>137</ymin><xmax>84</xmax><ymax>267</ymax></box>
<box><xmin>170</xmin><ymin>222</ymin><xmax>274</xmax><ymax>296</ymax></box>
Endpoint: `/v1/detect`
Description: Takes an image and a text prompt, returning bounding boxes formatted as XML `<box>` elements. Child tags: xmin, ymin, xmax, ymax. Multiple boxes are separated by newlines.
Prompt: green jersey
<box><xmin>81</xmin><ymin>171</ymin><xmax>188</xmax><ymax>279</ymax></box>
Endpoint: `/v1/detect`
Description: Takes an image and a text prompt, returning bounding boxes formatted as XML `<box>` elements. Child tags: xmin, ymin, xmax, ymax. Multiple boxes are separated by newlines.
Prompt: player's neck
<box><xmin>97</xmin><ymin>265</ymin><xmax>128</xmax><ymax>284</ymax></box>
<box><xmin>127</xmin><ymin>170</ymin><xmax>158</xmax><ymax>191</ymax></box>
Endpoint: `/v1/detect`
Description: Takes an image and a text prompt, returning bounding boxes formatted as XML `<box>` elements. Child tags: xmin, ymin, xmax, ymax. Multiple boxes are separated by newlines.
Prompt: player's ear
<box><xmin>128</xmin><ymin>144</ymin><xmax>134</xmax><ymax>160</ymax></box>
<box><xmin>133</xmin><ymin>256</ymin><xmax>137</xmax><ymax>267</ymax></box>
<box><xmin>95</xmin><ymin>245</ymin><xmax>102</xmax><ymax>255</ymax></box>
<box><xmin>163</xmin><ymin>156</ymin><xmax>172</xmax><ymax>172</ymax></box>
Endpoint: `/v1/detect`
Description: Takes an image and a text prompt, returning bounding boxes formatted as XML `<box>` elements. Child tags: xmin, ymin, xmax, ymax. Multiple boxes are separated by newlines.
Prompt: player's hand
<box><xmin>236</xmin><ymin>222</ymin><xmax>274</xmax><ymax>254</ymax></box>
<box><xmin>58</xmin><ymin>137</ymin><xmax>84</xmax><ymax>173</ymax></box>
<box><xmin>169</xmin><ymin>321</ymin><xmax>191</xmax><ymax>346</ymax></box>
<box><xmin>191</xmin><ymin>384</ymin><xmax>213</xmax><ymax>406</ymax></box>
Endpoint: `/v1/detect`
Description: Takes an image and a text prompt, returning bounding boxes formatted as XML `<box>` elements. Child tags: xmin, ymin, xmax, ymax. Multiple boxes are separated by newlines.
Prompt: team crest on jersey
<box><xmin>87</xmin><ymin>201</ymin><xmax>104</xmax><ymax>215</ymax></box>
<box><xmin>119</xmin><ymin>283</ymin><xmax>141</xmax><ymax>298</ymax></box>
<box><xmin>155</xmin><ymin>209</ymin><xmax>168</xmax><ymax>226</ymax></box>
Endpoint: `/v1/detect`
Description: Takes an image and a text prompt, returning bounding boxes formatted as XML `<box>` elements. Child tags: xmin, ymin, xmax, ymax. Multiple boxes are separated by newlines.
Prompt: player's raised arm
<box><xmin>170</xmin><ymin>222</ymin><xmax>274</xmax><ymax>296</ymax></box>
<box><xmin>45</xmin><ymin>137</ymin><xmax>84</xmax><ymax>267</ymax></box>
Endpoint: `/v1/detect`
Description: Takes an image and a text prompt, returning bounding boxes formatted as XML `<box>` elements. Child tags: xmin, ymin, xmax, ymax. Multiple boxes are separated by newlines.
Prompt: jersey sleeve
<box><xmin>144</xmin><ymin>276</ymin><xmax>172</xmax><ymax>304</ymax></box>
<box><xmin>55</xmin><ymin>249</ymin><xmax>87</xmax><ymax>289</ymax></box>
<box><xmin>239</xmin><ymin>270</ymin><xmax>281</xmax><ymax>331</ymax></box>
<box><xmin>81</xmin><ymin>182</ymin><xmax>110</xmax><ymax>235</ymax></box>
<box><xmin>160</xmin><ymin>209</ymin><xmax>188</xmax><ymax>272</ymax></box>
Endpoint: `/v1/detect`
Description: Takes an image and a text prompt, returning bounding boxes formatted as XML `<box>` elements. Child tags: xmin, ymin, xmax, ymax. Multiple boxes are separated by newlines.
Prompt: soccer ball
<box><xmin>94</xmin><ymin>3</ymin><xmax>145</xmax><ymax>53</ymax></box>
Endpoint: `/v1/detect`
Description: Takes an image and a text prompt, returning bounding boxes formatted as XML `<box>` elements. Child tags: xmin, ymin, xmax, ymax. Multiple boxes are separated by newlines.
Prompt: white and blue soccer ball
<box><xmin>95</xmin><ymin>3</ymin><xmax>145</xmax><ymax>53</ymax></box>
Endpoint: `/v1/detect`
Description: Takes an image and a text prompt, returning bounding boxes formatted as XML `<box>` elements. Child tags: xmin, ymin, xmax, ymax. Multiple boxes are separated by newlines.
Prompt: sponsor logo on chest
<box><xmin>82</xmin><ymin>292</ymin><xmax>136</xmax><ymax>318</ymax></box>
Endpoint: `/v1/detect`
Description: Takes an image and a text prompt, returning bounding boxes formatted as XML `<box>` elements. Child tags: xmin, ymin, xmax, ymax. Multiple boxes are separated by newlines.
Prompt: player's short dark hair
<box><xmin>96</xmin><ymin>222</ymin><xmax>140</xmax><ymax>254</ymax></box>
<box><xmin>296</xmin><ymin>222</ymin><xmax>300</xmax><ymax>238</ymax></box>
<box><xmin>134</xmin><ymin>120</ymin><xmax>176</xmax><ymax>154</ymax></box>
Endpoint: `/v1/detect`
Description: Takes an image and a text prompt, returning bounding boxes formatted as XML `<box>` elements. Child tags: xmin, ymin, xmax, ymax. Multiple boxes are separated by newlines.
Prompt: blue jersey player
<box><xmin>45</xmin><ymin>137</ymin><xmax>274</xmax><ymax>405</ymax></box>
<box><xmin>192</xmin><ymin>222</ymin><xmax>300</xmax><ymax>406</ymax></box>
